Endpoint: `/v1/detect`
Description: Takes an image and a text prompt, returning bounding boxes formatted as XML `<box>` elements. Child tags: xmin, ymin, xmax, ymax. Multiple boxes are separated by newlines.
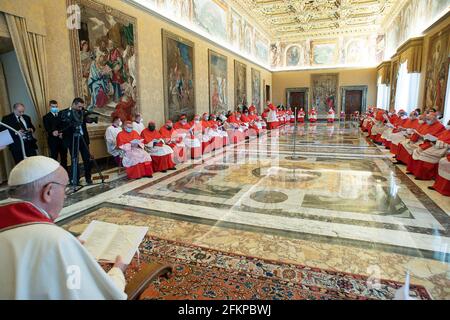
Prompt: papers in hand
<box><xmin>423</xmin><ymin>134</ymin><xmax>437</xmax><ymax>142</ymax></box>
<box><xmin>79</xmin><ymin>220</ymin><xmax>148</xmax><ymax>264</ymax></box>
<box><xmin>131</xmin><ymin>139</ymin><xmax>142</xmax><ymax>144</ymax></box>
<box><xmin>0</xmin><ymin>130</ymin><xmax>14</xmax><ymax>149</ymax></box>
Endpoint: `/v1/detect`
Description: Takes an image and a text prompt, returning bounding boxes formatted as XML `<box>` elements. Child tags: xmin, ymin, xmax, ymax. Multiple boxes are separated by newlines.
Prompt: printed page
<box><xmin>79</xmin><ymin>220</ymin><xmax>118</xmax><ymax>260</ymax></box>
<box><xmin>102</xmin><ymin>225</ymin><xmax>148</xmax><ymax>264</ymax></box>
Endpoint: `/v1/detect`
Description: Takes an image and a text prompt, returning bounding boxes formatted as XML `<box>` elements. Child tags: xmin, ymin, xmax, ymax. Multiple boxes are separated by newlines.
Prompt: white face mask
<box><xmin>446</xmin><ymin>125</ymin><xmax>450</xmax><ymax>130</ymax></box>
<box><xmin>418</xmin><ymin>120</ymin><xmax>424</xmax><ymax>124</ymax></box>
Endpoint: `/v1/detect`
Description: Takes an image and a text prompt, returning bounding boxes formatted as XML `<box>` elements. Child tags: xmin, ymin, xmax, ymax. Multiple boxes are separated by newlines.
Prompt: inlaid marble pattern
<box><xmin>53</xmin><ymin>122</ymin><xmax>450</xmax><ymax>299</ymax></box>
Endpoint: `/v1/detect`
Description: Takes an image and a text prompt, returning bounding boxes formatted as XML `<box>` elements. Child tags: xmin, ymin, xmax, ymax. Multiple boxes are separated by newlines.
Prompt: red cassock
<box><xmin>188</xmin><ymin>121</ymin><xmax>208</xmax><ymax>156</ymax></box>
<box><xmin>406</xmin><ymin>129</ymin><xmax>450</xmax><ymax>180</ymax></box>
<box><xmin>327</xmin><ymin>110</ymin><xmax>335</xmax><ymax>123</ymax></box>
<box><xmin>241</xmin><ymin>113</ymin><xmax>259</xmax><ymax>137</ymax></box>
<box><xmin>433</xmin><ymin>154</ymin><xmax>450</xmax><ymax>196</ymax></box>
<box><xmin>297</xmin><ymin>110</ymin><xmax>305</xmax><ymax>123</ymax></box>
<box><xmin>141</xmin><ymin>128</ymin><xmax>176</xmax><ymax>172</ymax></box>
<box><xmin>116</xmin><ymin>130</ymin><xmax>153</xmax><ymax>179</ymax></box>
<box><xmin>396</xmin><ymin>121</ymin><xmax>445</xmax><ymax>165</ymax></box>
<box><xmin>309</xmin><ymin>110</ymin><xmax>318</xmax><ymax>123</ymax></box>
<box><xmin>160</xmin><ymin>125</ymin><xmax>187</xmax><ymax>163</ymax></box>
<box><xmin>389</xmin><ymin>118</ymin><xmax>417</xmax><ymax>154</ymax></box>
<box><xmin>286</xmin><ymin>110</ymin><xmax>294</xmax><ymax>123</ymax></box>
<box><xmin>227</xmin><ymin>115</ymin><xmax>246</xmax><ymax>144</ymax></box>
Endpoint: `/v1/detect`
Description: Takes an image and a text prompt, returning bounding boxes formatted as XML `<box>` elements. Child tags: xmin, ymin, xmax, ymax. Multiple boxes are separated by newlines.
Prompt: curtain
<box><xmin>4</xmin><ymin>13</ymin><xmax>48</xmax><ymax>154</ymax></box>
<box><xmin>394</xmin><ymin>62</ymin><xmax>421</xmax><ymax>113</ymax></box>
<box><xmin>0</xmin><ymin>61</ymin><xmax>14</xmax><ymax>183</ymax></box>
<box><xmin>443</xmin><ymin>65</ymin><xmax>450</xmax><ymax>126</ymax></box>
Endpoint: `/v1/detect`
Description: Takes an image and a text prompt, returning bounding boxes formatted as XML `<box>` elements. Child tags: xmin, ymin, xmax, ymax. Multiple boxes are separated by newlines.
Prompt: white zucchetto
<box><xmin>8</xmin><ymin>156</ymin><xmax>60</xmax><ymax>186</ymax></box>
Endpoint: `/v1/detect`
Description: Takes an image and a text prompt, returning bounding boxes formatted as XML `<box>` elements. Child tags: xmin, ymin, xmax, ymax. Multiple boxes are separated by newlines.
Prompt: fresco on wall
<box><xmin>254</xmin><ymin>31</ymin><xmax>269</xmax><ymax>65</ymax></box>
<box><xmin>70</xmin><ymin>0</ymin><xmax>139</xmax><ymax>126</ymax></box>
<box><xmin>311</xmin><ymin>74</ymin><xmax>338</xmax><ymax>118</ymax></box>
<box><xmin>230</xmin><ymin>9</ymin><xmax>242</xmax><ymax>49</ymax></box>
<box><xmin>345</xmin><ymin>39</ymin><xmax>368</xmax><ymax>65</ymax></box>
<box><xmin>162</xmin><ymin>30</ymin><xmax>195</xmax><ymax>121</ymax></box>
<box><xmin>131</xmin><ymin>0</ymin><xmax>270</xmax><ymax>66</ymax></box>
<box><xmin>424</xmin><ymin>25</ymin><xmax>450</xmax><ymax>112</ymax></box>
<box><xmin>251</xmin><ymin>68</ymin><xmax>261</xmax><ymax>112</ymax></box>
<box><xmin>243</xmin><ymin>20</ymin><xmax>254</xmax><ymax>55</ymax></box>
<box><xmin>193</xmin><ymin>0</ymin><xmax>227</xmax><ymax>41</ymax></box>
<box><xmin>234</xmin><ymin>61</ymin><xmax>247</xmax><ymax>107</ymax></box>
<box><xmin>208</xmin><ymin>50</ymin><xmax>228</xmax><ymax>114</ymax></box>
<box><xmin>384</xmin><ymin>0</ymin><xmax>450</xmax><ymax>59</ymax></box>
<box><xmin>312</xmin><ymin>42</ymin><xmax>338</xmax><ymax>65</ymax></box>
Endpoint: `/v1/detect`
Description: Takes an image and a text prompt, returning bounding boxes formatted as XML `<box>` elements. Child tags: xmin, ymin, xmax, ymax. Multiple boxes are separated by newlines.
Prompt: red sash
<box><xmin>0</xmin><ymin>201</ymin><xmax>53</xmax><ymax>232</ymax></box>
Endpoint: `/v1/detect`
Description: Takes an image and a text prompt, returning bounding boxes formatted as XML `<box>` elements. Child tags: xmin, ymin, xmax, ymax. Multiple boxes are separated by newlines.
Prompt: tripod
<box><xmin>68</xmin><ymin>123</ymin><xmax>105</xmax><ymax>194</ymax></box>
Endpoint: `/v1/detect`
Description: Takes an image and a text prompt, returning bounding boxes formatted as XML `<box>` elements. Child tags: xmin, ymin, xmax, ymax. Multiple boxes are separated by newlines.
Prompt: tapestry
<box><xmin>208</xmin><ymin>50</ymin><xmax>228</xmax><ymax>114</ymax></box>
<box><xmin>69</xmin><ymin>0</ymin><xmax>138</xmax><ymax>125</ymax></box>
<box><xmin>311</xmin><ymin>74</ymin><xmax>338</xmax><ymax>117</ymax></box>
<box><xmin>424</xmin><ymin>25</ymin><xmax>450</xmax><ymax>112</ymax></box>
<box><xmin>251</xmin><ymin>68</ymin><xmax>261</xmax><ymax>112</ymax></box>
<box><xmin>162</xmin><ymin>30</ymin><xmax>195</xmax><ymax>121</ymax></box>
<box><xmin>234</xmin><ymin>60</ymin><xmax>247</xmax><ymax>108</ymax></box>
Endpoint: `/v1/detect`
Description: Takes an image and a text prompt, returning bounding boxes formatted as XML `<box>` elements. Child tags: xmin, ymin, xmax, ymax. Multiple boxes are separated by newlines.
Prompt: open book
<box><xmin>79</xmin><ymin>220</ymin><xmax>148</xmax><ymax>264</ymax></box>
<box><xmin>423</xmin><ymin>134</ymin><xmax>438</xmax><ymax>142</ymax></box>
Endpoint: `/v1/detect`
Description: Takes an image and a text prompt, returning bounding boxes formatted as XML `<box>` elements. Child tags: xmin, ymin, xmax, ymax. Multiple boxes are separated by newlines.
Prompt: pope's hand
<box><xmin>113</xmin><ymin>255</ymin><xmax>128</xmax><ymax>273</ymax></box>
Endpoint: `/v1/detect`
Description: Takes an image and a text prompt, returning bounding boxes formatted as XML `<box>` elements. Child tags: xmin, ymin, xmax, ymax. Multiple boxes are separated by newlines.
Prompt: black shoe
<box><xmin>147</xmin><ymin>175</ymin><xmax>153</xmax><ymax>178</ymax></box>
<box><xmin>86</xmin><ymin>179</ymin><xmax>93</xmax><ymax>185</ymax></box>
<box><xmin>169</xmin><ymin>167</ymin><xmax>177</xmax><ymax>171</ymax></box>
<box><xmin>392</xmin><ymin>161</ymin><xmax>402</xmax><ymax>165</ymax></box>
<box><xmin>428</xmin><ymin>186</ymin><xmax>436</xmax><ymax>191</ymax></box>
<box><xmin>406</xmin><ymin>171</ymin><xmax>413</xmax><ymax>175</ymax></box>
<box><xmin>161</xmin><ymin>170</ymin><xmax>167</xmax><ymax>173</ymax></box>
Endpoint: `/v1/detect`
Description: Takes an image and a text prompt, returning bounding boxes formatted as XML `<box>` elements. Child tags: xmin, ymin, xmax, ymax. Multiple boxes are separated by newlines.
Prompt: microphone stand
<box><xmin>0</xmin><ymin>121</ymin><xmax>27</xmax><ymax>160</ymax></box>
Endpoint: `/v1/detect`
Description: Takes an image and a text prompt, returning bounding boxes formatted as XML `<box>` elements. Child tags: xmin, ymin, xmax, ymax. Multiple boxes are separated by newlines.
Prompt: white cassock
<box><xmin>132</xmin><ymin>121</ymin><xmax>145</xmax><ymax>135</ymax></box>
<box><xmin>0</xmin><ymin>200</ymin><xmax>127</xmax><ymax>300</ymax></box>
<box><xmin>105</xmin><ymin>125</ymin><xmax>122</xmax><ymax>157</ymax></box>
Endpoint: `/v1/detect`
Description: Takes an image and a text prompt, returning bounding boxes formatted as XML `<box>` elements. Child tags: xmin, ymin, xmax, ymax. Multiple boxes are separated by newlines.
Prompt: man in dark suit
<box><xmin>1</xmin><ymin>103</ymin><xmax>38</xmax><ymax>164</ymax></box>
<box><xmin>42</xmin><ymin>100</ymin><xmax>68</xmax><ymax>172</ymax></box>
<box><xmin>59</xmin><ymin>97</ymin><xmax>93</xmax><ymax>185</ymax></box>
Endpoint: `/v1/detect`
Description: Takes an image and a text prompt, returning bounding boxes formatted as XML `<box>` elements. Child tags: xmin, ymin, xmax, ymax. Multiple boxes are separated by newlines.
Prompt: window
<box><xmin>376</xmin><ymin>76</ymin><xmax>390</xmax><ymax>110</ymax></box>
<box><xmin>394</xmin><ymin>62</ymin><xmax>421</xmax><ymax>113</ymax></box>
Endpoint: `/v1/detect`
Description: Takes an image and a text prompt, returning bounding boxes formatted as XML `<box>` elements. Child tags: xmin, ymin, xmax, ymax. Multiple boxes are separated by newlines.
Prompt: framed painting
<box><xmin>311</xmin><ymin>73</ymin><xmax>339</xmax><ymax>118</ymax></box>
<box><xmin>208</xmin><ymin>50</ymin><xmax>228</xmax><ymax>114</ymax></box>
<box><xmin>162</xmin><ymin>29</ymin><xmax>195</xmax><ymax>121</ymax></box>
<box><xmin>423</xmin><ymin>24</ymin><xmax>450</xmax><ymax>112</ymax></box>
<box><xmin>251</xmin><ymin>68</ymin><xmax>261</xmax><ymax>112</ymax></box>
<box><xmin>68</xmin><ymin>0</ymin><xmax>139</xmax><ymax>129</ymax></box>
<box><xmin>234</xmin><ymin>60</ymin><xmax>247</xmax><ymax>108</ymax></box>
<box><xmin>311</xmin><ymin>40</ymin><xmax>338</xmax><ymax>66</ymax></box>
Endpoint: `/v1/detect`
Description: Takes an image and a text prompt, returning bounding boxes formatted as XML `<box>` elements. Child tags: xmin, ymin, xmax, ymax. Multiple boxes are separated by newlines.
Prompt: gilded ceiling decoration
<box><xmin>227</xmin><ymin>0</ymin><xmax>403</xmax><ymax>42</ymax></box>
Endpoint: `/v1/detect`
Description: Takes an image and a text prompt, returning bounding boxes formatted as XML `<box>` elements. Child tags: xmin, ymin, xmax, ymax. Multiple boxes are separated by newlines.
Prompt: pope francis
<box><xmin>0</xmin><ymin>156</ymin><xmax>128</xmax><ymax>299</ymax></box>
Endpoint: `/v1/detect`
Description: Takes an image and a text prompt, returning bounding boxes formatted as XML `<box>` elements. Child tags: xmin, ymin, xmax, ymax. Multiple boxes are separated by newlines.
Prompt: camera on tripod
<box><xmin>60</xmin><ymin>108</ymin><xmax>99</xmax><ymax>129</ymax></box>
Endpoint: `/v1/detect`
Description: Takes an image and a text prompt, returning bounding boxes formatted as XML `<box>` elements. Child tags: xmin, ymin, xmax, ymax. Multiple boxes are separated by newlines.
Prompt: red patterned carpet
<box><xmin>109</xmin><ymin>236</ymin><xmax>432</xmax><ymax>300</ymax></box>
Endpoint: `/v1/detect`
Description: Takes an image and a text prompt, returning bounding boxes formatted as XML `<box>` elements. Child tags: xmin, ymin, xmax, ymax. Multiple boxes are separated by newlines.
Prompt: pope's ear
<box><xmin>41</xmin><ymin>183</ymin><xmax>53</xmax><ymax>203</ymax></box>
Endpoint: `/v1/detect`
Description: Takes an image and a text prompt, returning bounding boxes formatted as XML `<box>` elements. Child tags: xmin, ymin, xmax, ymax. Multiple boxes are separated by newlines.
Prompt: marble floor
<box><xmin>7</xmin><ymin>121</ymin><xmax>449</xmax><ymax>299</ymax></box>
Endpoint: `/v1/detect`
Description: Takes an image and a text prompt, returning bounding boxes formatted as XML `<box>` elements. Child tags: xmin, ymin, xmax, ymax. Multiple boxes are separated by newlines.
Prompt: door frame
<box><xmin>340</xmin><ymin>85</ymin><xmax>368</xmax><ymax>113</ymax></box>
<box><xmin>286</xmin><ymin>87</ymin><xmax>309</xmax><ymax>112</ymax></box>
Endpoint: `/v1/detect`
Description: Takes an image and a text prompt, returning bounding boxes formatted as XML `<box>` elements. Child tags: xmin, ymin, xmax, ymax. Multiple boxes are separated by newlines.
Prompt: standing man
<box><xmin>1</xmin><ymin>103</ymin><xmax>38</xmax><ymax>164</ymax></box>
<box><xmin>42</xmin><ymin>100</ymin><xmax>68</xmax><ymax>172</ymax></box>
<box><xmin>59</xmin><ymin>98</ymin><xmax>93</xmax><ymax>185</ymax></box>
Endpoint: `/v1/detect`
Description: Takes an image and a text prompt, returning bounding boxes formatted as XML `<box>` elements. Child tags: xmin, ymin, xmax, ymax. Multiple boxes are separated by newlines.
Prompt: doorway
<box><xmin>340</xmin><ymin>86</ymin><xmax>368</xmax><ymax>116</ymax></box>
<box><xmin>265</xmin><ymin>85</ymin><xmax>271</xmax><ymax>104</ymax></box>
<box><xmin>286</xmin><ymin>88</ymin><xmax>309</xmax><ymax>113</ymax></box>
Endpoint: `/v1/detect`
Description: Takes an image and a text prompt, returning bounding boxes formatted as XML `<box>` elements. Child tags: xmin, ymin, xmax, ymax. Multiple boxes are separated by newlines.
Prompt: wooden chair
<box><xmin>125</xmin><ymin>262</ymin><xmax>173</xmax><ymax>300</ymax></box>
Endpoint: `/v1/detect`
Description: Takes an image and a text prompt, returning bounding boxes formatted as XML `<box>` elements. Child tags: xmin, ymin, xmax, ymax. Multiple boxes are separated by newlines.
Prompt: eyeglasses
<box><xmin>45</xmin><ymin>181</ymin><xmax>69</xmax><ymax>189</ymax></box>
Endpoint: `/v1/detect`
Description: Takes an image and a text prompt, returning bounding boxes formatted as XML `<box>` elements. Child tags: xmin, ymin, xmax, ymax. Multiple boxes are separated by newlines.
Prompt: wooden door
<box><xmin>289</xmin><ymin>92</ymin><xmax>305</xmax><ymax>110</ymax></box>
<box><xmin>345</xmin><ymin>90</ymin><xmax>362</xmax><ymax>115</ymax></box>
